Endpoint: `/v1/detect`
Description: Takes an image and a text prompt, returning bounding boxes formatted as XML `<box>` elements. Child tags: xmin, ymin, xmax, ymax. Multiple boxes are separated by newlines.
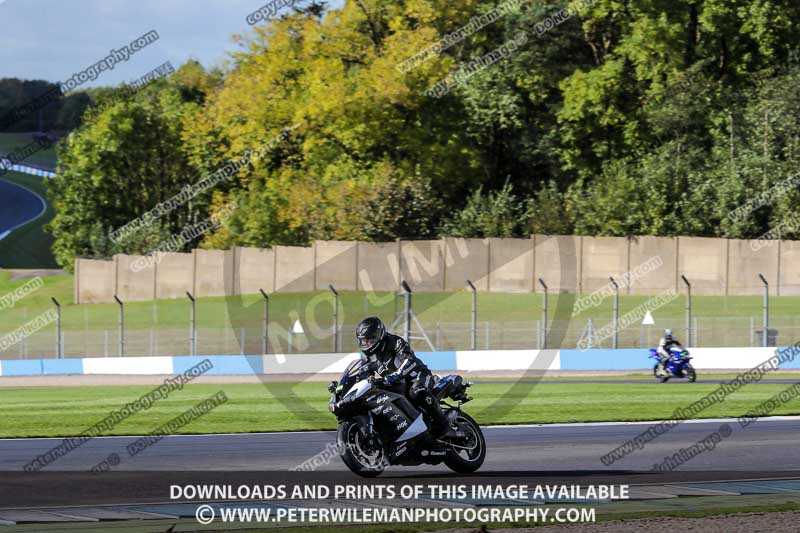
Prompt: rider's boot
<box><xmin>423</xmin><ymin>396</ymin><xmax>456</xmax><ymax>438</ymax></box>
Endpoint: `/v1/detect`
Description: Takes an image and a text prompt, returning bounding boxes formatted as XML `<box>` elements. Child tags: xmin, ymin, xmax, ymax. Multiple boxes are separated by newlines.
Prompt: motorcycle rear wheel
<box><xmin>444</xmin><ymin>411</ymin><xmax>486</xmax><ymax>473</ymax></box>
<box><xmin>337</xmin><ymin>420</ymin><xmax>385</xmax><ymax>478</ymax></box>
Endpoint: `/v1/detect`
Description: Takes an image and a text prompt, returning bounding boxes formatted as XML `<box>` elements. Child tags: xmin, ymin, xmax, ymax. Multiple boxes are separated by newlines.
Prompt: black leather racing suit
<box><xmin>362</xmin><ymin>332</ymin><xmax>450</xmax><ymax>435</ymax></box>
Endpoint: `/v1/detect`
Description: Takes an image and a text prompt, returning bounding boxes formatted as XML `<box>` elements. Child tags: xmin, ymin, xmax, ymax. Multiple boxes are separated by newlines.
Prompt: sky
<box><xmin>0</xmin><ymin>0</ymin><xmax>342</xmax><ymax>87</ymax></box>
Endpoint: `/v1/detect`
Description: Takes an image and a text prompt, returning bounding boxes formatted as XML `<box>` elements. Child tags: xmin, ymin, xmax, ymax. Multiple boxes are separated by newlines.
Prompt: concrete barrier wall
<box><xmin>274</xmin><ymin>246</ymin><xmax>315</xmax><ymax>292</ymax></box>
<box><xmin>488</xmin><ymin>238</ymin><xmax>533</xmax><ymax>292</ymax></box>
<box><xmin>780</xmin><ymin>241</ymin><xmax>800</xmax><ymax>296</ymax></box>
<box><xmin>401</xmin><ymin>240</ymin><xmax>444</xmax><ymax>291</ymax></box>
<box><xmin>580</xmin><ymin>236</ymin><xmax>629</xmax><ymax>293</ymax></box>
<box><xmin>356</xmin><ymin>241</ymin><xmax>399</xmax><ymax>292</ymax></box>
<box><xmin>75</xmin><ymin>258</ymin><xmax>116</xmax><ymax>304</ymax></box>
<box><xmin>155</xmin><ymin>252</ymin><xmax>194</xmax><ymax>299</ymax></box>
<box><xmin>235</xmin><ymin>246</ymin><xmax>274</xmax><ymax>294</ymax></box>
<box><xmin>727</xmin><ymin>239</ymin><xmax>779</xmax><ymax>295</ymax></box>
<box><xmin>74</xmin><ymin>235</ymin><xmax>800</xmax><ymax>302</ymax></box>
<box><xmin>535</xmin><ymin>235</ymin><xmax>579</xmax><ymax>292</ymax></box>
<box><xmin>628</xmin><ymin>236</ymin><xmax>676</xmax><ymax>295</ymax></box>
<box><xmin>677</xmin><ymin>237</ymin><xmax>728</xmax><ymax>296</ymax></box>
<box><xmin>114</xmin><ymin>255</ymin><xmax>155</xmax><ymax>301</ymax></box>
<box><xmin>315</xmin><ymin>241</ymin><xmax>358</xmax><ymax>291</ymax></box>
<box><xmin>4</xmin><ymin>346</ymin><xmax>797</xmax><ymax>376</ymax></box>
<box><xmin>444</xmin><ymin>238</ymin><xmax>489</xmax><ymax>290</ymax></box>
<box><xmin>193</xmin><ymin>249</ymin><xmax>234</xmax><ymax>297</ymax></box>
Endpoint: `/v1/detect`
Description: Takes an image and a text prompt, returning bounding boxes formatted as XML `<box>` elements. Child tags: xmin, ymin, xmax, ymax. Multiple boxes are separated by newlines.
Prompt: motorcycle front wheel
<box><xmin>337</xmin><ymin>420</ymin><xmax>385</xmax><ymax>478</ymax></box>
<box><xmin>444</xmin><ymin>411</ymin><xmax>486</xmax><ymax>473</ymax></box>
<box><xmin>685</xmin><ymin>364</ymin><xmax>697</xmax><ymax>383</ymax></box>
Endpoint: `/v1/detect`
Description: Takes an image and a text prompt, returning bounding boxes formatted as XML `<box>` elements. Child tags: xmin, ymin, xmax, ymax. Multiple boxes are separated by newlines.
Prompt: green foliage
<box><xmin>42</xmin><ymin>0</ymin><xmax>800</xmax><ymax>267</ymax></box>
<box><xmin>440</xmin><ymin>181</ymin><xmax>533</xmax><ymax>238</ymax></box>
<box><xmin>0</xmin><ymin>79</ymin><xmax>91</xmax><ymax>132</ymax></box>
<box><xmin>46</xmin><ymin>65</ymin><xmax>213</xmax><ymax>269</ymax></box>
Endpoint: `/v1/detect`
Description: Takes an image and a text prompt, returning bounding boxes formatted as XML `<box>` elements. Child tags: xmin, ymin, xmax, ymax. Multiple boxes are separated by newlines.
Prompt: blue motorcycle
<box><xmin>649</xmin><ymin>348</ymin><xmax>696</xmax><ymax>383</ymax></box>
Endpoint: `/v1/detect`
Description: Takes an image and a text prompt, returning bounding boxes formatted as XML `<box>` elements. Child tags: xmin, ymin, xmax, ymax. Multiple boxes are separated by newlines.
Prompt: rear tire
<box><xmin>444</xmin><ymin>411</ymin><xmax>486</xmax><ymax>473</ymax></box>
<box><xmin>337</xmin><ymin>420</ymin><xmax>384</xmax><ymax>478</ymax></box>
<box><xmin>653</xmin><ymin>363</ymin><xmax>670</xmax><ymax>383</ymax></box>
<box><xmin>685</xmin><ymin>364</ymin><xmax>697</xmax><ymax>383</ymax></box>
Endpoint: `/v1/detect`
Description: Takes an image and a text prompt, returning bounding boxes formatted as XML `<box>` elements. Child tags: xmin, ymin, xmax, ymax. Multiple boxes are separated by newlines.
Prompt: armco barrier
<box><xmin>1</xmin><ymin>348</ymin><xmax>798</xmax><ymax>377</ymax></box>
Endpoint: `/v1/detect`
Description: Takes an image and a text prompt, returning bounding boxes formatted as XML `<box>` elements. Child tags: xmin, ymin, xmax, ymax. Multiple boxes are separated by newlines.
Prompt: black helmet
<box><xmin>356</xmin><ymin>317</ymin><xmax>386</xmax><ymax>355</ymax></box>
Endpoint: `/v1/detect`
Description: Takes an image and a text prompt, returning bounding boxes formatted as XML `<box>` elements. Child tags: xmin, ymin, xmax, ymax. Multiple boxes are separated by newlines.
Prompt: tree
<box><xmin>439</xmin><ymin>181</ymin><xmax>532</xmax><ymax>238</ymax></box>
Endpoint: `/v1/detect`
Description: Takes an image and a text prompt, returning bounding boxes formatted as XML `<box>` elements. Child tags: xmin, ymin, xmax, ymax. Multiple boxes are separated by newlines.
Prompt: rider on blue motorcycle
<box><xmin>657</xmin><ymin>329</ymin><xmax>685</xmax><ymax>371</ymax></box>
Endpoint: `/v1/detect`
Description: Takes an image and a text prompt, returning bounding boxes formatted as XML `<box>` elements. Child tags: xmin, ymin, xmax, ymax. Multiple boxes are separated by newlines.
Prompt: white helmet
<box><xmin>664</xmin><ymin>329</ymin><xmax>673</xmax><ymax>338</ymax></box>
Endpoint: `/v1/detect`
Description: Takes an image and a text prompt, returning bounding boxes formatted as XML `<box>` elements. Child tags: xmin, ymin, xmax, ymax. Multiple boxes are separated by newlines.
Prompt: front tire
<box><xmin>444</xmin><ymin>411</ymin><xmax>486</xmax><ymax>473</ymax></box>
<box><xmin>685</xmin><ymin>364</ymin><xmax>697</xmax><ymax>383</ymax></box>
<box><xmin>337</xmin><ymin>420</ymin><xmax>384</xmax><ymax>478</ymax></box>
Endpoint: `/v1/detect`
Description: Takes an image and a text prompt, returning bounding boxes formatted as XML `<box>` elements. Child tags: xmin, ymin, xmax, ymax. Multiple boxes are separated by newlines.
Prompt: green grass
<box><xmin>0</xmin><ymin>171</ymin><xmax>58</xmax><ymax>268</ymax></box>
<box><xmin>2</xmin><ymin>380</ymin><xmax>799</xmax><ymax>438</ymax></box>
<box><xmin>1</xmin><ymin>275</ymin><xmax>800</xmax><ymax>332</ymax></box>
<box><xmin>0</xmin><ymin>132</ymin><xmax>58</xmax><ymax>168</ymax></box>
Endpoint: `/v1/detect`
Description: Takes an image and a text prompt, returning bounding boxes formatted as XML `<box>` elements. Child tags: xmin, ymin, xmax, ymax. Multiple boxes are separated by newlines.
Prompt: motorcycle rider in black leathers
<box><xmin>355</xmin><ymin>317</ymin><xmax>454</xmax><ymax>438</ymax></box>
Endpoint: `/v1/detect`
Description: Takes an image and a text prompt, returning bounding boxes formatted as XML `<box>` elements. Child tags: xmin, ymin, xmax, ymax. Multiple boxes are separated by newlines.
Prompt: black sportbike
<box><xmin>328</xmin><ymin>358</ymin><xmax>486</xmax><ymax>477</ymax></box>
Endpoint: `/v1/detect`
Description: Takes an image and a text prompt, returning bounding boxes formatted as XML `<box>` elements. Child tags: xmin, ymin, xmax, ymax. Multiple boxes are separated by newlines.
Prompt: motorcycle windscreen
<box><xmin>338</xmin><ymin>358</ymin><xmax>367</xmax><ymax>390</ymax></box>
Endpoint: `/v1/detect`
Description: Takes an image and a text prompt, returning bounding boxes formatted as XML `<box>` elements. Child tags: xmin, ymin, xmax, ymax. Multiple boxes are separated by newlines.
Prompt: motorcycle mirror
<box><xmin>327</xmin><ymin>381</ymin><xmax>338</xmax><ymax>394</ymax></box>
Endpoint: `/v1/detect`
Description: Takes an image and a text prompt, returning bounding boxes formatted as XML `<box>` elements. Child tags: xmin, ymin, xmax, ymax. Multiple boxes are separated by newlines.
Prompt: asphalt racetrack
<box><xmin>2</xmin><ymin>417</ymin><xmax>800</xmax><ymax>526</ymax></box>
<box><xmin>1</xmin><ymin>416</ymin><xmax>798</xmax><ymax>473</ymax></box>
<box><xmin>0</xmin><ymin>177</ymin><xmax>46</xmax><ymax>240</ymax></box>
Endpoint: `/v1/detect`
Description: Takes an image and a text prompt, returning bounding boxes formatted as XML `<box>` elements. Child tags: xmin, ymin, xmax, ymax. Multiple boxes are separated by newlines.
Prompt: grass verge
<box><xmin>2</xmin><ymin>380</ymin><xmax>800</xmax><ymax>438</ymax></box>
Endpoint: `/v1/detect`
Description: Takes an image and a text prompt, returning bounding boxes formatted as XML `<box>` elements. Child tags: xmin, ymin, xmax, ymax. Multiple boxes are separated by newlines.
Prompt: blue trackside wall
<box><xmin>0</xmin><ymin>347</ymin><xmax>797</xmax><ymax>376</ymax></box>
<box><xmin>559</xmin><ymin>349</ymin><xmax>650</xmax><ymax>371</ymax></box>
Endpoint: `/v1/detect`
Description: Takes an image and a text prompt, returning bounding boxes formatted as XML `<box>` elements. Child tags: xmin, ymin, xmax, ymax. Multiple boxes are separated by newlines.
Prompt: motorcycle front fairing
<box><xmin>667</xmin><ymin>348</ymin><xmax>691</xmax><ymax>375</ymax></box>
<box><xmin>330</xmin><ymin>358</ymin><xmax>439</xmax><ymax>465</ymax></box>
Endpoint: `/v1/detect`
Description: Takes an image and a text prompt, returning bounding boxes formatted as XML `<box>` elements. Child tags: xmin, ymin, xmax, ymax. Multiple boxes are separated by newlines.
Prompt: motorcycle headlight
<box><xmin>328</xmin><ymin>399</ymin><xmax>336</xmax><ymax>413</ymax></box>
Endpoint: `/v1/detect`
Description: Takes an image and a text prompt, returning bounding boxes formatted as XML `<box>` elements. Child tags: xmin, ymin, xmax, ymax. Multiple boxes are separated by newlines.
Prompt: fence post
<box><xmin>259</xmin><ymin>289</ymin><xmax>269</xmax><ymax>355</ymax></box>
<box><xmin>329</xmin><ymin>284</ymin><xmax>339</xmax><ymax>352</ymax></box>
<box><xmin>681</xmin><ymin>275</ymin><xmax>692</xmax><ymax>346</ymax></box>
<box><xmin>51</xmin><ymin>297</ymin><xmax>62</xmax><ymax>359</ymax></box>
<box><xmin>401</xmin><ymin>280</ymin><xmax>412</xmax><ymax>342</ymax></box>
<box><xmin>466</xmin><ymin>280</ymin><xmax>477</xmax><ymax>350</ymax></box>
<box><xmin>587</xmin><ymin>319</ymin><xmax>594</xmax><ymax>349</ymax></box>
<box><xmin>538</xmin><ymin>278</ymin><xmax>548</xmax><ymax>349</ymax></box>
<box><xmin>609</xmin><ymin>277</ymin><xmax>619</xmax><ymax>349</ymax></box>
<box><xmin>537</xmin><ymin>320</ymin><xmax>541</xmax><ymax>349</ymax></box>
<box><xmin>186</xmin><ymin>291</ymin><xmax>196</xmax><ymax>356</ymax></box>
<box><xmin>759</xmin><ymin>273</ymin><xmax>769</xmax><ymax>347</ymax></box>
<box><xmin>113</xmin><ymin>295</ymin><xmax>124</xmax><ymax>357</ymax></box>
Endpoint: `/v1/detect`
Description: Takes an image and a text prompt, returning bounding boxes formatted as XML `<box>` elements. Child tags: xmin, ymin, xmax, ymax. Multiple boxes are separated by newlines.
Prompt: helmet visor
<box><xmin>357</xmin><ymin>333</ymin><xmax>380</xmax><ymax>351</ymax></box>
